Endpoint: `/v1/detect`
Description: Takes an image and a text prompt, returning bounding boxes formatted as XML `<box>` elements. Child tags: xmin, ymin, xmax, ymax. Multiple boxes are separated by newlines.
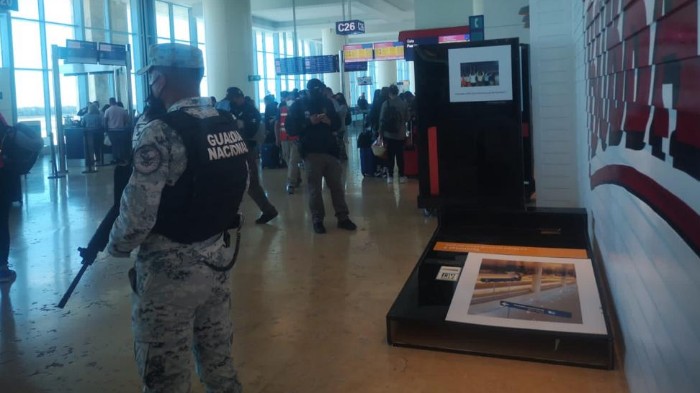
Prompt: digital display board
<box><xmin>0</xmin><ymin>0</ymin><xmax>18</xmax><ymax>12</ymax></box>
<box><xmin>98</xmin><ymin>42</ymin><xmax>128</xmax><ymax>66</ymax></box>
<box><xmin>438</xmin><ymin>34</ymin><xmax>470</xmax><ymax>44</ymax></box>
<box><xmin>344</xmin><ymin>62</ymin><xmax>368</xmax><ymax>72</ymax></box>
<box><xmin>343</xmin><ymin>44</ymin><xmax>373</xmax><ymax>63</ymax></box>
<box><xmin>405</xmin><ymin>35</ymin><xmax>471</xmax><ymax>61</ymax></box>
<box><xmin>373</xmin><ymin>41</ymin><xmax>405</xmax><ymax>61</ymax></box>
<box><xmin>275</xmin><ymin>55</ymin><xmax>339</xmax><ymax>75</ymax></box>
<box><xmin>64</xmin><ymin>39</ymin><xmax>98</xmax><ymax>64</ymax></box>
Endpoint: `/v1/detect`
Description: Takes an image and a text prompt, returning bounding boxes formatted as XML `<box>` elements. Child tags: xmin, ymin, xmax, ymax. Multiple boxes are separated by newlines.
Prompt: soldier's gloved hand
<box><xmin>107</xmin><ymin>242</ymin><xmax>131</xmax><ymax>258</ymax></box>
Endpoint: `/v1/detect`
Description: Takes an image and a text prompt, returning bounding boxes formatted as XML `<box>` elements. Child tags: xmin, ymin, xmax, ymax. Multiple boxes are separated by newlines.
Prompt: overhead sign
<box><xmin>275</xmin><ymin>55</ymin><xmax>339</xmax><ymax>75</ymax></box>
<box><xmin>343</xmin><ymin>43</ymin><xmax>373</xmax><ymax>63</ymax></box>
<box><xmin>98</xmin><ymin>42</ymin><xmax>127</xmax><ymax>66</ymax></box>
<box><xmin>438</xmin><ymin>34</ymin><xmax>470</xmax><ymax>44</ymax></box>
<box><xmin>357</xmin><ymin>76</ymin><xmax>372</xmax><ymax>86</ymax></box>
<box><xmin>64</xmin><ymin>39</ymin><xmax>98</xmax><ymax>64</ymax></box>
<box><xmin>0</xmin><ymin>0</ymin><xmax>18</xmax><ymax>12</ymax></box>
<box><xmin>469</xmin><ymin>15</ymin><xmax>485</xmax><ymax>41</ymax></box>
<box><xmin>373</xmin><ymin>41</ymin><xmax>404</xmax><ymax>61</ymax></box>
<box><xmin>344</xmin><ymin>62</ymin><xmax>368</xmax><ymax>72</ymax></box>
<box><xmin>335</xmin><ymin>19</ymin><xmax>365</xmax><ymax>35</ymax></box>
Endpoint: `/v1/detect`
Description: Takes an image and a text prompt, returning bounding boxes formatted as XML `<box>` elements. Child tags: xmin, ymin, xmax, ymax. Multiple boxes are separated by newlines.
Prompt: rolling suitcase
<box><xmin>403</xmin><ymin>147</ymin><xmax>418</xmax><ymax>177</ymax></box>
<box><xmin>360</xmin><ymin>147</ymin><xmax>375</xmax><ymax>176</ymax></box>
<box><xmin>260</xmin><ymin>143</ymin><xmax>281</xmax><ymax>169</ymax></box>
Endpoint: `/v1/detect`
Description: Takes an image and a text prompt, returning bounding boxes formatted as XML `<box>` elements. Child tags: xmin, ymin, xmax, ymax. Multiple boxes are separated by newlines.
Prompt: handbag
<box><xmin>371</xmin><ymin>138</ymin><xmax>386</xmax><ymax>158</ymax></box>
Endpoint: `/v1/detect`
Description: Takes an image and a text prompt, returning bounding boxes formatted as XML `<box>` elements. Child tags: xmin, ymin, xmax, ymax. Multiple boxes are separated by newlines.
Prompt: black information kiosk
<box><xmin>386</xmin><ymin>38</ymin><xmax>615</xmax><ymax>369</ymax></box>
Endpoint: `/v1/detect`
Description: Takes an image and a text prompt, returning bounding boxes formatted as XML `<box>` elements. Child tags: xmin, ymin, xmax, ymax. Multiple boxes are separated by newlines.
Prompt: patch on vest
<box><xmin>133</xmin><ymin>144</ymin><xmax>162</xmax><ymax>174</ymax></box>
<box><xmin>206</xmin><ymin>130</ymin><xmax>248</xmax><ymax>160</ymax></box>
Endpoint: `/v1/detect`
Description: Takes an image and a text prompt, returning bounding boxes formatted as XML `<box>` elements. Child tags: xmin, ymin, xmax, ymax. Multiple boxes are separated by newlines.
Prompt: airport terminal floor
<box><xmin>0</xmin><ymin>132</ymin><xmax>629</xmax><ymax>392</ymax></box>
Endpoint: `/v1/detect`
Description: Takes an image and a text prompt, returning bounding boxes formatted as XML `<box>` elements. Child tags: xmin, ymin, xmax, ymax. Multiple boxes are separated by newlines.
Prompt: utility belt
<box><xmin>128</xmin><ymin>214</ymin><xmax>244</xmax><ymax>294</ymax></box>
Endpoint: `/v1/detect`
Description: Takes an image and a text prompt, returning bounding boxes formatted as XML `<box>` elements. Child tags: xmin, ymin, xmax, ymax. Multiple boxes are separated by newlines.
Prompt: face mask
<box><xmin>149</xmin><ymin>70</ymin><xmax>165</xmax><ymax>99</ymax></box>
<box><xmin>286</xmin><ymin>100</ymin><xmax>294</xmax><ymax>107</ymax></box>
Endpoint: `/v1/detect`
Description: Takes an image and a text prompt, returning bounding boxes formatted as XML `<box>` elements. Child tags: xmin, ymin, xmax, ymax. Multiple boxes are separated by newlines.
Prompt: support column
<box><xmin>375</xmin><ymin>60</ymin><xmax>397</xmax><ymax>89</ymax></box>
<box><xmin>321</xmin><ymin>28</ymin><xmax>344</xmax><ymax>94</ymax></box>
<box><xmin>203</xmin><ymin>0</ymin><xmax>255</xmax><ymax>99</ymax></box>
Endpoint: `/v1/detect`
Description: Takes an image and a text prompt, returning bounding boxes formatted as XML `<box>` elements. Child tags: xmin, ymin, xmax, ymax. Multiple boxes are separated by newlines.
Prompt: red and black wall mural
<box><xmin>585</xmin><ymin>0</ymin><xmax>700</xmax><ymax>256</ymax></box>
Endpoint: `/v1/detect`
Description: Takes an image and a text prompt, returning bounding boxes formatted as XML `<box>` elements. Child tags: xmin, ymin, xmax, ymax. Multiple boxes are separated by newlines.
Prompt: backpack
<box><xmin>380</xmin><ymin>102</ymin><xmax>401</xmax><ymax>135</ymax></box>
<box><xmin>0</xmin><ymin>123</ymin><xmax>43</xmax><ymax>175</ymax></box>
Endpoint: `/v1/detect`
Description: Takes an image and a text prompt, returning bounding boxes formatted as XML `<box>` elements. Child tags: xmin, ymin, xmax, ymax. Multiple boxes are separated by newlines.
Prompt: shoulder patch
<box><xmin>133</xmin><ymin>144</ymin><xmax>162</xmax><ymax>174</ymax></box>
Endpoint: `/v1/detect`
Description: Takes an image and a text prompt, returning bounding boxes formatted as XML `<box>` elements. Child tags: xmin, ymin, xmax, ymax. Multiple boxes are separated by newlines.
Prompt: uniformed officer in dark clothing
<box><xmin>107</xmin><ymin>43</ymin><xmax>247</xmax><ymax>392</ymax></box>
<box><xmin>286</xmin><ymin>78</ymin><xmax>357</xmax><ymax>234</ymax></box>
<box><xmin>222</xmin><ymin>87</ymin><xmax>278</xmax><ymax>224</ymax></box>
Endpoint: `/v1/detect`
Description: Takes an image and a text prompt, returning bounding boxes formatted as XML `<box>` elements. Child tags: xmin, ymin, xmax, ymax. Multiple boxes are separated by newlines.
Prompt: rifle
<box><xmin>57</xmin><ymin>165</ymin><xmax>132</xmax><ymax>308</ymax></box>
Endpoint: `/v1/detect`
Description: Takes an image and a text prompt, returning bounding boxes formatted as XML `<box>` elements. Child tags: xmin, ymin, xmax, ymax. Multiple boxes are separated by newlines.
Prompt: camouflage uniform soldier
<box><xmin>107</xmin><ymin>43</ymin><xmax>248</xmax><ymax>393</ymax></box>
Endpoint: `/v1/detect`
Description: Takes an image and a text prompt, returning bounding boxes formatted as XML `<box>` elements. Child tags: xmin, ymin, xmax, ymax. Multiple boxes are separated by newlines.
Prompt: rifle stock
<box><xmin>57</xmin><ymin>166</ymin><xmax>132</xmax><ymax>308</ymax></box>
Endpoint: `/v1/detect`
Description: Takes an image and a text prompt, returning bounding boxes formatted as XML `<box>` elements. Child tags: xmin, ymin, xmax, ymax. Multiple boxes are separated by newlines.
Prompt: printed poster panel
<box><xmin>446</xmin><ymin>253</ymin><xmax>607</xmax><ymax>335</ymax></box>
<box><xmin>448</xmin><ymin>45</ymin><xmax>513</xmax><ymax>102</ymax></box>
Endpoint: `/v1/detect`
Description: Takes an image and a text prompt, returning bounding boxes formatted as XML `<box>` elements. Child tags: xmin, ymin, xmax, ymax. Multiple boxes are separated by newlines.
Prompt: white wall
<box><xmin>530</xmin><ymin>0</ymin><xmax>579</xmax><ymax>207</ymax></box>
<box><xmin>483</xmin><ymin>0</ymin><xmax>529</xmax><ymax>43</ymax></box>
<box><xmin>414</xmin><ymin>0</ymin><xmax>474</xmax><ymax>29</ymax></box>
<box><xmin>570</xmin><ymin>1</ymin><xmax>700</xmax><ymax>392</ymax></box>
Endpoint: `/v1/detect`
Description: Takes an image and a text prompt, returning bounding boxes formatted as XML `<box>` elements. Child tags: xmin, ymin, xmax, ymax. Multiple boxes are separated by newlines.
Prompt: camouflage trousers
<box><xmin>131</xmin><ymin>233</ymin><xmax>242</xmax><ymax>393</ymax></box>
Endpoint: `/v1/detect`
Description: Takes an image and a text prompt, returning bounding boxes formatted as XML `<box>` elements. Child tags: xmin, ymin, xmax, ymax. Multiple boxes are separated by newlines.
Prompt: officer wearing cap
<box><xmin>217</xmin><ymin>86</ymin><xmax>278</xmax><ymax>224</ymax></box>
<box><xmin>107</xmin><ymin>43</ymin><xmax>247</xmax><ymax>392</ymax></box>
<box><xmin>285</xmin><ymin>78</ymin><xmax>357</xmax><ymax>233</ymax></box>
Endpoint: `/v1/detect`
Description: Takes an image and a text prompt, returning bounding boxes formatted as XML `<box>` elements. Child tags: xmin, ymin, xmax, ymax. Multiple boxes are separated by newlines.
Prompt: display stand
<box><xmin>386</xmin><ymin>38</ymin><xmax>614</xmax><ymax>369</ymax></box>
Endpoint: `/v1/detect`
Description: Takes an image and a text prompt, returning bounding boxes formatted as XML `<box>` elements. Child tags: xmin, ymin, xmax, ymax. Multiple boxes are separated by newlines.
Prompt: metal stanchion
<box><xmin>47</xmin><ymin>130</ymin><xmax>65</xmax><ymax>179</ymax></box>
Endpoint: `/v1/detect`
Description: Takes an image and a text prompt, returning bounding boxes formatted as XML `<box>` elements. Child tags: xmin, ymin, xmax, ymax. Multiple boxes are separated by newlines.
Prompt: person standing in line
<box><xmin>286</xmin><ymin>78</ymin><xmax>357</xmax><ymax>234</ymax></box>
<box><xmin>81</xmin><ymin>103</ymin><xmax>104</xmax><ymax>170</ymax></box>
<box><xmin>107</xmin><ymin>43</ymin><xmax>248</xmax><ymax>392</ymax></box>
<box><xmin>0</xmin><ymin>112</ymin><xmax>16</xmax><ymax>283</ymax></box>
<box><xmin>103</xmin><ymin>97</ymin><xmax>132</xmax><ymax>165</ymax></box>
<box><xmin>222</xmin><ymin>87</ymin><xmax>278</xmax><ymax>224</ymax></box>
<box><xmin>275</xmin><ymin>91</ymin><xmax>302</xmax><ymax>194</ymax></box>
<box><xmin>379</xmin><ymin>84</ymin><xmax>409</xmax><ymax>183</ymax></box>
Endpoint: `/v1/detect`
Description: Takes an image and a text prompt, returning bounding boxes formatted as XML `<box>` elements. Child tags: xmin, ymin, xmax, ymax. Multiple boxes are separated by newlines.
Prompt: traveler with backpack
<box><xmin>379</xmin><ymin>84</ymin><xmax>408</xmax><ymax>183</ymax></box>
<box><xmin>286</xmin><ymin>78</ymin><xmax>357</xmax><ymax>234</ymax></box>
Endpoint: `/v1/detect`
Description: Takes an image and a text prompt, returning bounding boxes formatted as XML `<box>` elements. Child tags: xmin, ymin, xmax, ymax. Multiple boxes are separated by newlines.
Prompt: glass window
<box><xmin>196</xmin><ymin>18</ymin><xmax>205</xmax><ymax>43</ymax></box>
<box><xmin>256</xmin><ymin>51</ymin><xmax>264</xmax><ymax>75</ymax></box>
<box><xmin>44</xmin><ymin>0</ymin><xmax>74</xmax><ymax>25</ymax></box>
<box><xmin>199</xmin><ymin>44</ymin><xmax>207</xmax><ymax>71</ymax></box>
<box><xmin>15</xmin><ymin>70</ymin><xmax>47</xmax><ymax>136</ymax></box>
<box><xmin>14</xmin><ymin>0</ymin><xmax>40</xmax><ymax>20</ymax></box>
<box><xmin>200</xmin><ymin>76</ymin><xmax>208</xmax><ymax>97</ymax></box>
<box><xmin>12</xmin><ymin>20</ymin><xmax>42</xmax><ymax>69</ymax></box>
<box><xmin>265</xmin><ymin>53</ymin><xmax>275</xmax><ymax>79</ymax></box>
<box><xmin>85</xmin><ymin>27</ymin><xmax>107</xmax><ymax>43</ymax></box>
<box><xmin>83</xmin><ymin>0</ymin><xmax>106</xmax><ymax>30</ymax></box>
<box><xmin>264</xmin><ymin>33</ymin><xmax>274</xmax><ymax>52</ymax></box>
<box><xmin>45</xmin><ymin>24</ymin><xmax>75</xmax><ymax>67</ymax></box>
<box><xmin>155</xmin><ymin>1</ymin><xmax>171</xmax><ymax>41</ymax></box>
<box><xmin>255</xmin><ymin>31</ymin><xmax>263</xmax><ymax>51</ymax></box>
<box><xmin>172</xmin><ymin>6</ymin><xmax>190</xmax><ymax>41</ymax></box>
<box><xmin>109</xmin><ymin>0</ymin><xmax>131</xmax><ymax>34</ymax></box>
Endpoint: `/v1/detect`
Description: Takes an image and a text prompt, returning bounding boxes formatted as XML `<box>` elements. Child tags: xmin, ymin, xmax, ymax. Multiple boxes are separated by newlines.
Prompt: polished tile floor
<box><xmin>0</xmin><ymin>138</ymin><xmax>629</xmax><ymax>392</ymax></box>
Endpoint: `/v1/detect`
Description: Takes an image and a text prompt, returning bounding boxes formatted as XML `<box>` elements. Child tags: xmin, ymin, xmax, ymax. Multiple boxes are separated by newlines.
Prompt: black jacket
<box><xmin>230</xmin><ymin>101</ymin><xmax>261</xmax><ymax>147</ymax></box>
<box><xmin>286</xmin><ymin>95</ymin><xmax>341</xmax><ymax>158</ymax></box>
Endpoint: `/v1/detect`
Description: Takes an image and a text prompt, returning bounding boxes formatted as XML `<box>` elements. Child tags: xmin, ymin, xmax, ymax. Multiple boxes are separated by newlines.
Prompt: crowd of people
<box><xmin>0</xmin><ymin>42</ymin><xmax>419</xmax><ymax>391</ymax></box>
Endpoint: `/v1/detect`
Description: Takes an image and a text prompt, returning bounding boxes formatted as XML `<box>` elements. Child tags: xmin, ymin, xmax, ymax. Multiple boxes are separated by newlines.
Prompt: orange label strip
<box><xmin>433</xmin><ymin>242</ymin><xmax>588</xmax><ymax>259</ymax></box>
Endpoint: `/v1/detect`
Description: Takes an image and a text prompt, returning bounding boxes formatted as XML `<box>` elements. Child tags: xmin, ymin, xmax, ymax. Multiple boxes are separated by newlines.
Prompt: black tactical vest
<box><xmin>151</xmin><ymin>109</ymin><xmax>249</xmax><ymax>244</ymax></box>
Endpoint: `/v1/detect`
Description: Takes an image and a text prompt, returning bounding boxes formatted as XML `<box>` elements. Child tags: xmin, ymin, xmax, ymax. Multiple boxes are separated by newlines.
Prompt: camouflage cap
<box><xmin>136</xmin><ymin>43</ymin><xmax>204</xmax><ymax>75</ymax></box>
